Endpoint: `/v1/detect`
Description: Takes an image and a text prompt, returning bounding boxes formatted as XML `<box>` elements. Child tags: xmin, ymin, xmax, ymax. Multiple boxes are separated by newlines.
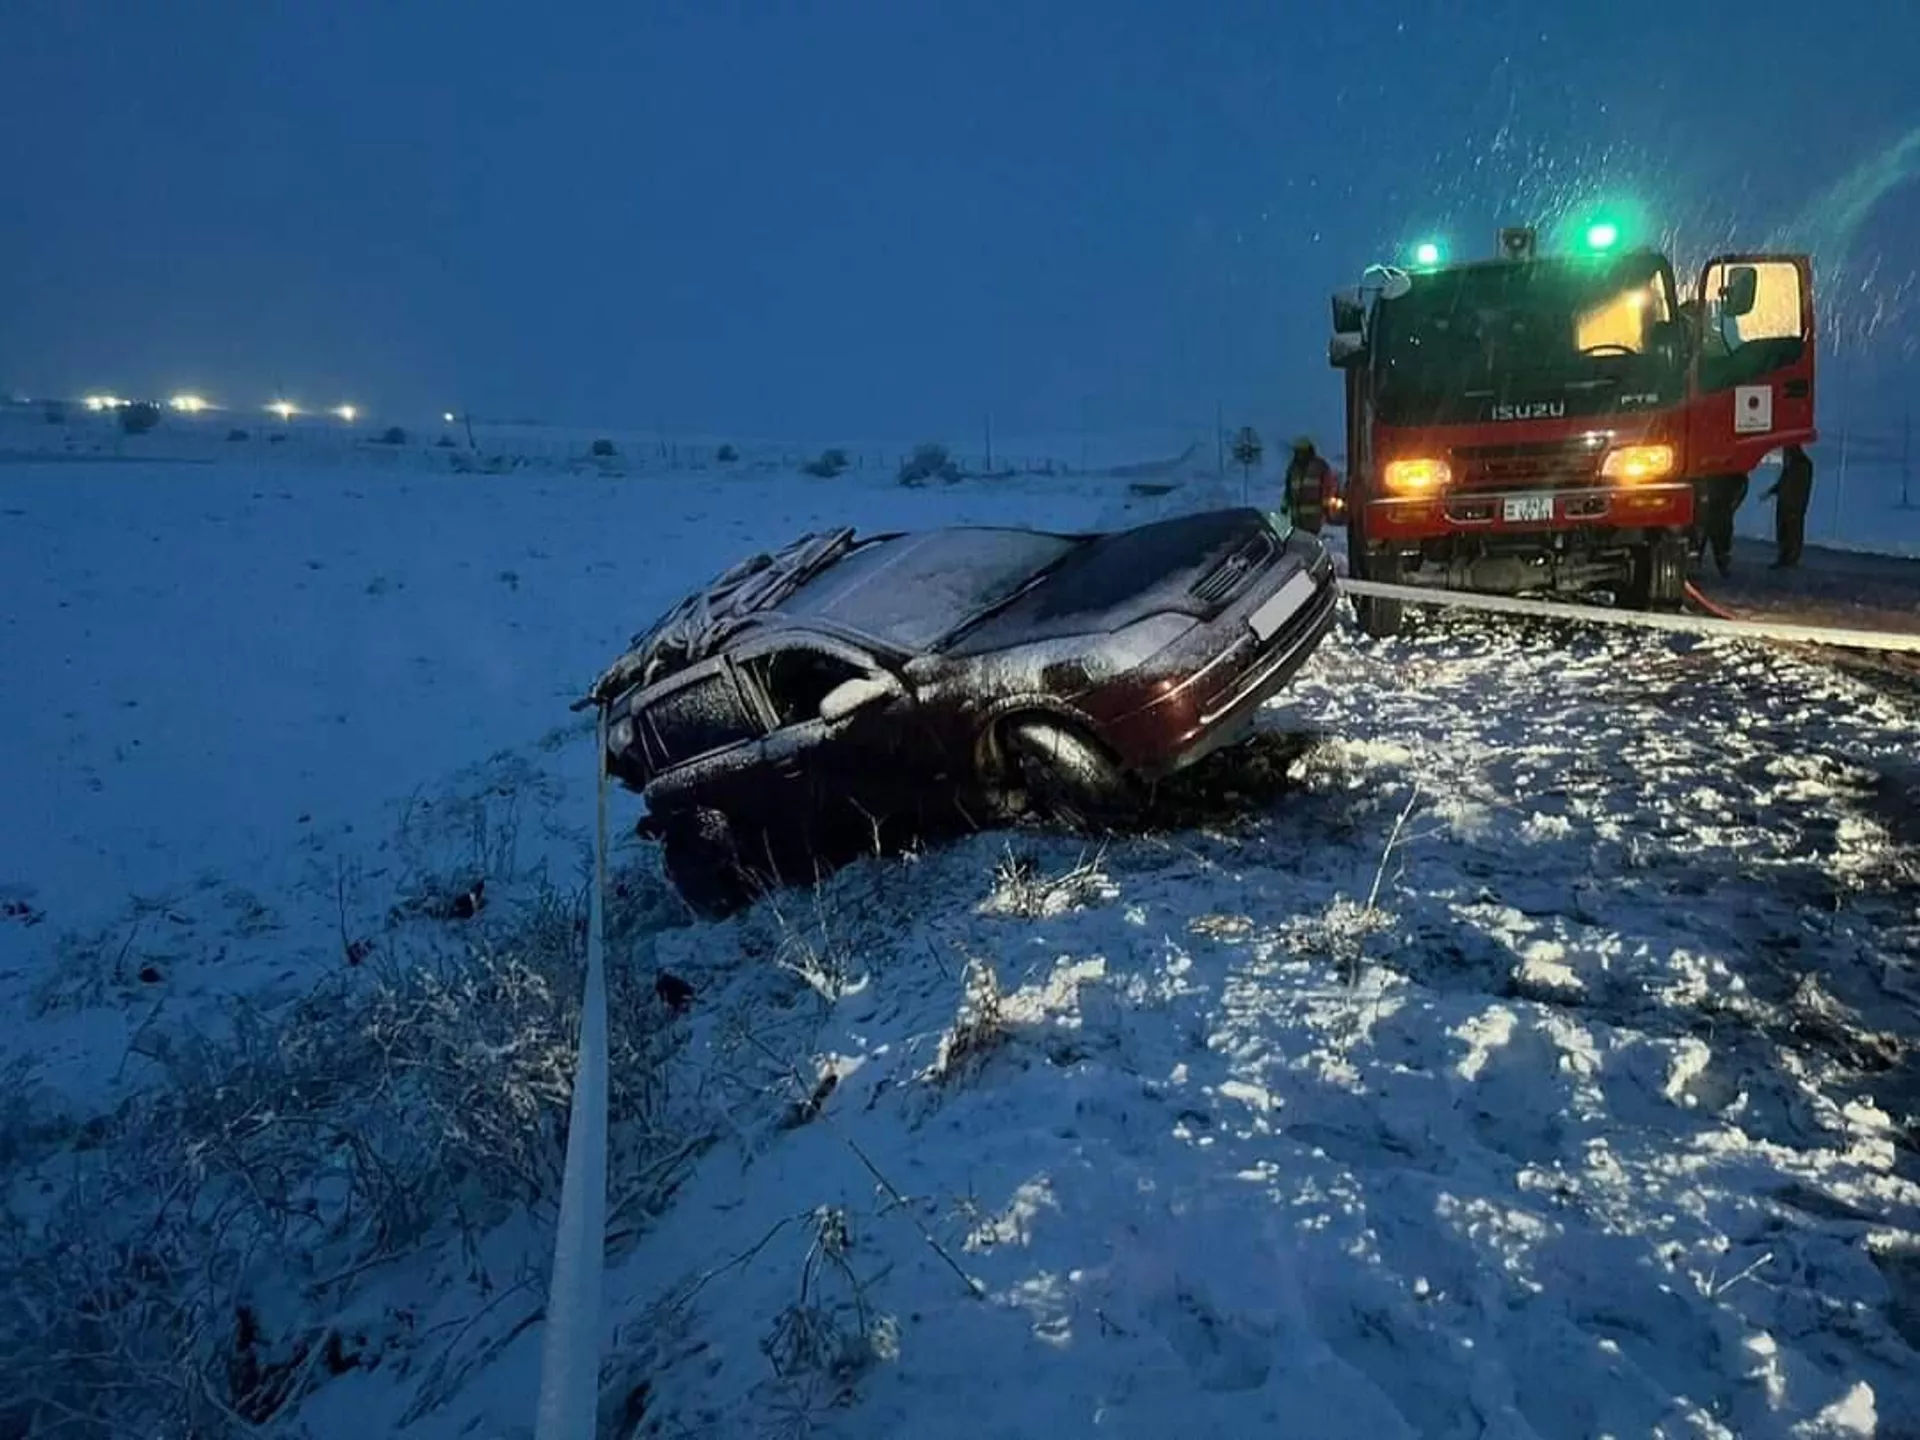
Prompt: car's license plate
<box><xmin>1502</xmin><ymin>493</ymin><xmax>1555</xmax><ymax>524</ymax></box>
<box><xmin>1248</xmin><ymin>570</ymin><xmax>1318</xmax><ymax>641</ymax></box>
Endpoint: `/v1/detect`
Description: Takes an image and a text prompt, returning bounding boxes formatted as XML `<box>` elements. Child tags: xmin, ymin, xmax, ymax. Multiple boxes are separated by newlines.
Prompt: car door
<box><xmin>732</xmin><ymin>638</ymin><xmax>918</xmax><ymax>861</ymax></box>
<box><xmin>1685</xmin><ymin>253</ymin><xmax>1816</xmax><ymax>478</ymax></box>
<box><xmin>636</xmin><ymin>659</ymin><xmax>766</xmax><ymax>833</ymax></box>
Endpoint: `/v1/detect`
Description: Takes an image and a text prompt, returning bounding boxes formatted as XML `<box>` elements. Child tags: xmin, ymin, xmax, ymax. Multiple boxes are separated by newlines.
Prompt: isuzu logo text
<box><xmin>1488</xmin><ymin>400</ymin><xmax>1567</xmax><ymax>422</ymax></box>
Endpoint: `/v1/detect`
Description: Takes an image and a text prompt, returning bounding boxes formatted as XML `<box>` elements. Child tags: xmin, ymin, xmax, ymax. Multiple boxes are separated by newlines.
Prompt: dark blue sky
<box><xmin>4</xmin><ymin>0</ymin><xmax>1916</xmax><ymax>443</ymax></box>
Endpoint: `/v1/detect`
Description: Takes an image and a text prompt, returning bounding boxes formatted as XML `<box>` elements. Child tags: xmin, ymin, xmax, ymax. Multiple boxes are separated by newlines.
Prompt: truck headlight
<box><xmin>1382</xmin><ymin>457</ymin><xmax>1452</xmax><ymax>493</ymax></box>
<box><xmin>1601</xmin><ymin>444</ymin><xmax>1676</xmax><ymax>482</ymax></box>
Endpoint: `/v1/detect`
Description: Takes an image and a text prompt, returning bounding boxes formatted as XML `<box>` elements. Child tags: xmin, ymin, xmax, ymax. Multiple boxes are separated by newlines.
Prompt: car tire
<box><xmin>1003</xmin><ymin>717</ymin><xmax>1137</xmax><ymax>831</ymax></box>
<box><xmin>659</xmin><ymin>809</ymin><xmax>756</xmax><ymax>920</ymax></box>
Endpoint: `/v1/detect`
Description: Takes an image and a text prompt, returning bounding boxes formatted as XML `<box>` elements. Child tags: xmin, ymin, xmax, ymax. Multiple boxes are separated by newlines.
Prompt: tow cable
<box><xmin>1337</xmin><ymin>577</ymin><xmax>1920</xmax><ymax>654</ymax></box>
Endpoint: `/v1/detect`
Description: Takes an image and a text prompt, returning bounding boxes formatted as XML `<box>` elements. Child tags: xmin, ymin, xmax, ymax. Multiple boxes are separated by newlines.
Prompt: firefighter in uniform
<box><xmin>1283</xmin><ymin>436</ymin><xmax>1335</xmax><ymax>534</ymax></box>
<box><xmin>1763</xmin><ymin>443</ymin><xmax>1814</xmax><ymax>568</ymax></box>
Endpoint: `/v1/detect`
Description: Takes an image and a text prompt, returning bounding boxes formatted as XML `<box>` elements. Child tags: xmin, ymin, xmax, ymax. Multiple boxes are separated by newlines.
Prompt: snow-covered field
<box><xmin>2</xmin><ymin>450</ymin><xmax>1918</xmax><ymax>1438</ymax></box>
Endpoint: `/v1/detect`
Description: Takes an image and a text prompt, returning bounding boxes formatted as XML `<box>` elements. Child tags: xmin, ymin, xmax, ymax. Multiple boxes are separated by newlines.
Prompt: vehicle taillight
<box><xmin>1600</xmin><ymin>444</ymin><xmax>1676</xmax><ymax>482</ymax></box>
<box><xmin>1382</xmin><ymin>458</ymin><xmax>1453</xmax><ymax>494</ymax></box>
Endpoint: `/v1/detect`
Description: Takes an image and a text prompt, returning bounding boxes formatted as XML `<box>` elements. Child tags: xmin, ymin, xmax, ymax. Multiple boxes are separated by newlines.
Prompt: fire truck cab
<box><xmin>1328</xmin><ymin>224</ymin><xmax>1817</xmax><ymax>637</ymax></box>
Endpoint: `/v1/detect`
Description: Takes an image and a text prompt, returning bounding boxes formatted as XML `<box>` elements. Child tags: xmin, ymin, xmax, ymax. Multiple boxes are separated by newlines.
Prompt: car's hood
<box><xmin>941</xmin><ymin>507</ymin><xmax>1302</xmax><ymax>655</ymax></box>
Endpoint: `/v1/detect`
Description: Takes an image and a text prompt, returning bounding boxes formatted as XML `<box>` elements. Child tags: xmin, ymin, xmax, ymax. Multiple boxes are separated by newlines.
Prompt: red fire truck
<box><xmin>1328</xmin><ymin>224</ymin><xmax>1817</xmax><ymax>636</ymax></box>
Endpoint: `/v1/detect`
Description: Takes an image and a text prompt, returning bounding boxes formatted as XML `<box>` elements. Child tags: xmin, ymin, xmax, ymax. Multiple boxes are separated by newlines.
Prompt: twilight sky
<box><xmin>3</xmin><ymin>0</ymin><xmax>1917</xmax><ymax>445</ymax></box>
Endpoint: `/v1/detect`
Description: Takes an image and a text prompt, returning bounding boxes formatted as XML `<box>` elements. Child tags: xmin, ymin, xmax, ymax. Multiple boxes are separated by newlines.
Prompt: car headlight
<box><xmin>1600</xmin><ymin>443</ymin><xmax>1676</xmax><ymax>482</ymax></box>
<box><xmin>1382</xmin><ymin>457</ymin><xmax>1453</xmax><ymax>493</ymax></box>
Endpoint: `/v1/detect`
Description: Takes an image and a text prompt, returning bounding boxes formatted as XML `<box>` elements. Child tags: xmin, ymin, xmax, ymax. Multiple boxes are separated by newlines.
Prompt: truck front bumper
<box><xmin>1368</xmin><ymin>482</ymin><xmax>1694</xmax><ymax>543</ymax></box>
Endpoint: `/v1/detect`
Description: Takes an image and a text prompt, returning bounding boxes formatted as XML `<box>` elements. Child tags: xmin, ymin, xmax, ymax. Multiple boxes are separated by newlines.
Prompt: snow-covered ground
<box><xmin>2</xmin><ymin>447</ymin><xmax>1917</xmax><ymax>1438</ymax></box>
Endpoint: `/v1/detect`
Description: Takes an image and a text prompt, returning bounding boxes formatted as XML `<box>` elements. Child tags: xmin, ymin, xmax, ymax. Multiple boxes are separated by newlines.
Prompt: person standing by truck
<box><xmin>1283</xmin><ymin>436</ymin><xmax>1336</xmax><ymax>534</ymax></box>
<box><xmin>1697</xmin><ymin>470</ymin><xmax>1750</xmax><ymax>576</ymax></box>
<box><xmin>1763</xmin><ymin>443</ymin><xmax>1814</xmax><ymax>568</ymax></box>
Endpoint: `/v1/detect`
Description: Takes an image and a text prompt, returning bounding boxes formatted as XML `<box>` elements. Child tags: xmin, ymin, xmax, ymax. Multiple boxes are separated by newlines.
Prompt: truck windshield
<box><xmin>1374</xmin><ymin>253</ymin><xmax>1682</xmax><ymax>426</ymax></box>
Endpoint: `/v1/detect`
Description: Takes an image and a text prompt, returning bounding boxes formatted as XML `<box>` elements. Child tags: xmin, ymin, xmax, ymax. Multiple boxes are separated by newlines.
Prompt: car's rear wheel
<box><xmin>658</xmin><ymin>809</ymin><xmax>757</xmax><ymax>920</ymax></box>
<box><xmin>1002</xmin><ymin>717</ymin><xmax>1138</xmax><ymax>831</ymax></box>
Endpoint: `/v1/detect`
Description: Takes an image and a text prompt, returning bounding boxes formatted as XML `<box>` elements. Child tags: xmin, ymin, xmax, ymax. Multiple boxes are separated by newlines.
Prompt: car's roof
<box><xmin>775</xmin><ymin>526</ymin><xmax>1081</xmax><ymax>651</ymax></box>
<box><xmin>589</xmin><ymin>522</ymin><xmax>1086</xmax><ymax>705</ymax></box>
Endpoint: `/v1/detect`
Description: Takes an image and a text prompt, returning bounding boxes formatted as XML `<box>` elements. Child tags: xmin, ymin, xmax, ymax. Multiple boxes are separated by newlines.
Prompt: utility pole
<box><xmin>984</xmin><ymin>412</ymin><xmax>993</xmax><ymax>473</ymax></box>
<box><xmin>1215</xmin><ymin>399</ymin><xmax>1224</xmax><ymax>477</ymax></box>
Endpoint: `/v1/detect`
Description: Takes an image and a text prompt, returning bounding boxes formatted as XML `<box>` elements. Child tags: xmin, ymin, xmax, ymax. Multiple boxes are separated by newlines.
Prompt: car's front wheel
<box><xmin>1002</xmin><ymin>717</ymin><xmax>1138</xmax><ymax>831</ymax></box>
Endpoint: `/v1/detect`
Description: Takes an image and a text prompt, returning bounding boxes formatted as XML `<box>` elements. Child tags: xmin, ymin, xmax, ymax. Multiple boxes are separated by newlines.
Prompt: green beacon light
<box><xmin>1413</xmin><ymin>240</ymin><xmax>1442</xmax><ymax>267</ymax></box>
<box><xmin>1585</xmin><ymin>221</ymin><xmax>1620</xmax><ymax>251</ymax></box>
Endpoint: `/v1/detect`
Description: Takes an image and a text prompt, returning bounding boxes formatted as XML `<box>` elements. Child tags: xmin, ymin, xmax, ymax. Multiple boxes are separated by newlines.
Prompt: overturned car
<box><xmin>580</xmin><ymin>507</ymin><xmax>1338</xmax><ymax>915</ymax></box>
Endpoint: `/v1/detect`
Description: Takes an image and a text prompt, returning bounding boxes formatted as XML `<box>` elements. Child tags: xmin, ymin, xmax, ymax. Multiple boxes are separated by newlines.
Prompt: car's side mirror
<box><xmin>819</xmin><ymin>673</ymin><xmax>901</xmax><ymax>724</ymax></box>
<box><xmin>1329</xmin><ymin>332</ymin><xmax>1367</xmax><ymax>368</ymax></box>
<box><xmin>1720</xmin><ymin>265</ymin><xmax>1758</xmax><ymax>319</ymax></box>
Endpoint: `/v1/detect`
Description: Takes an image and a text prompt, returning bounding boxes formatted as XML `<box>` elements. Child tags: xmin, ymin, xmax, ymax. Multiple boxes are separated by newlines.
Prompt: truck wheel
<box><xmin>1003</xmin><ymin>717</ymin><xmax>1137</xmax><ymax>831</ymax></box>
<box><xmin>1625</xmin><ymin>539</ymin><xmax>1688</xmax><ymax>613</ymax></box>
<box><xmin>1354</xmin><ymin>592</ymin><xmax>1405</xmax><ymax>638</ymax></box>
<box><xmin>1352</xmin><ymin>548</ymin><xmax>1408</xmax><ymax>638</ymax></box>
<box><xmin>659</xmin><ymin>810</ymin><xmax>756</xmax><ymax>920</ymax></box>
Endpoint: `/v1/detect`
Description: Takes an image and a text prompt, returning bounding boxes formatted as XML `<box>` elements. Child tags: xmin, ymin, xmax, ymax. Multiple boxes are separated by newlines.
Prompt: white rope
<box><xmin>533</xmin><ymin>705</ymin><xmax>612</xmax><ymax>1439</ymax></box>
<box><xmin>1339</xmin><ymin>578</ymin><xmax>1920</xmax><ymax>654</ymax></box>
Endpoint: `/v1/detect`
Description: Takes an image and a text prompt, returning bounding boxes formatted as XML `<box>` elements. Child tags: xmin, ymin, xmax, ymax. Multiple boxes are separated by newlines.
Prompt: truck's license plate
<box><xmin>1502</xmin><ymin>493</ymin><xmax>1555</xmax><ymax>523</ymax></box>
<box><xmin>1248</xmin><ymin>571</ymin><xmax>1318</xmax><ymax>641</ymax></box>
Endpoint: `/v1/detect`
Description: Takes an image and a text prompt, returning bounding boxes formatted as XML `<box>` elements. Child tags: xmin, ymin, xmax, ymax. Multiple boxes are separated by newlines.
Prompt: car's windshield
<box><xmin>784</xmin><ymin>528</ymin><xmax>1084</xmax><ymax>650</ymax></box>
<box><xmin>1374</xmin><ymin>252</ymin><xmax>1681</xmax><ymax>424</ymax></box>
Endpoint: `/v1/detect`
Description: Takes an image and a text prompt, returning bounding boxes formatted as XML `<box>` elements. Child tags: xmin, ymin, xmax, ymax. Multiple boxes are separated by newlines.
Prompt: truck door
<box><xmin>1685</xmin><ymin>253</ymin><xmax>1816</xmax><ymax>478</ymax></box>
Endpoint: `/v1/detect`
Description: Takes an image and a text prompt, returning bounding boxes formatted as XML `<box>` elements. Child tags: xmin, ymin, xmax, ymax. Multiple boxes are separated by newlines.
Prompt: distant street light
<box><xmin>443</xmin><ymin>411</ymin><xmax>456</xmax><ymax>424</ymax></box>
<box><xmin>169</xmin><ymin>394</ymin><xmax>210</xmax><ymax>413</ymax></box>
<box><xmin>268</xmin><ymin>400</ymin><xmax>298</xmax><ymax>420</ymax></box>
<box><xmin>333</xmin><ymin>404</ymin><xmax>358</xmax><ymax>422</ymax></box>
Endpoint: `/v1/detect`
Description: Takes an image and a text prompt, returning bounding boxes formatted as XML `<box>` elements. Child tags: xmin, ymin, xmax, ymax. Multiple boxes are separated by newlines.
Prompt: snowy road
<box><xmin>3</xmin><ymin>455</ymin><xmax>1917</xmax><ymax>1437</ymax></box>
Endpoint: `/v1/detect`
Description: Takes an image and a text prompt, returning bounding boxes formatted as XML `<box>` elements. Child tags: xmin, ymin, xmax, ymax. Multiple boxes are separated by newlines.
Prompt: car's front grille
<box><xmin>1190</xmin><ymin>530</ymin><xmax>1276</xmax><ymax>606</ymax></box>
